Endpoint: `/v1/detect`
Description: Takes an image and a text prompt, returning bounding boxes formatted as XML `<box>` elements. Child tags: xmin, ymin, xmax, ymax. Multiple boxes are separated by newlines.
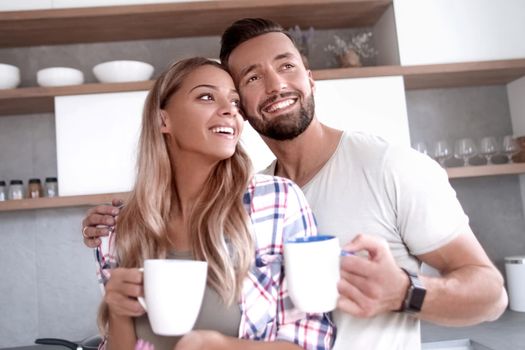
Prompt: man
<box><xmin>83</xmin><ymin>18</ymin><xmax>507</xmax><ymax>349</ymax></box>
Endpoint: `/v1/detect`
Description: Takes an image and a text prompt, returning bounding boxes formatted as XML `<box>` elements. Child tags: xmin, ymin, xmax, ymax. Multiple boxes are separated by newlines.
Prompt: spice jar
<box><xmin>45</xmin><ymin>177</ymin><xmax>58</xmax><ymax>198</ymax></box>
<box><xmin>0</xmin><ymin>180</ymin><xmax>6</xmax><ymax>201</ymax></box>
<box><xmin>28</xmin><ymin>178</ymin><xmax>43</xmax><ymax>199</ymax></box>
<box><xmin>8</xmin><ymin>179</ymin><xmax>24</xmax><ymax>200</ymax></box>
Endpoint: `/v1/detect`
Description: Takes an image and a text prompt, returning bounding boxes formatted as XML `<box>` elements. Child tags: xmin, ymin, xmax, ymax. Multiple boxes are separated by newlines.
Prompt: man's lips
<box><xmin>263</xmin><ymin>98</ymin><xmax>297</xmax><ymax>113</ymax></box>
<box><xmin>260</xmin><ymin>93</ymin><xmax>299</xmax><ymax>114</ymax></box>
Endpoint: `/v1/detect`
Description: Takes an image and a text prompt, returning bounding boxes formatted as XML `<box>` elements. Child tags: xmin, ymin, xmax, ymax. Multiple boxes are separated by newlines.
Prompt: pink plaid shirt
<box><xmin>96</xmin><ymin>174</ymin><xmax>335</xmax><ymax>349</ymax></box>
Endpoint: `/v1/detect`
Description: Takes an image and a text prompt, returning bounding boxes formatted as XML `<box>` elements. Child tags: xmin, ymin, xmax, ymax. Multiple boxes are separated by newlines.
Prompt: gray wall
<box><xmin>1</xmin><ymin>32</ymin><xmax>524</xmax><ymax>347</ymax></box>
<box><xmin>406</xmin><ymin>86</ymin><xmax>525</xmax><ymax>272</ymax></box>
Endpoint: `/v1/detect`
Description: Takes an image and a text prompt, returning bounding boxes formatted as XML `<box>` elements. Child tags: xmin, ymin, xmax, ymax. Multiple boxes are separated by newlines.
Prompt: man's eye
<box><xmin>283</xmin><ymin>63</ymin><xmax>294</xmax><ymax>70</ymax></box>
<box><xmin>246</xmin><ymin>75</ymin><xmax>259</xmax><ymax>84</ymax></box>
<box><xmin>231</xmin><ymin>99</ymin><xmax>240</xmax><ymax>107</ymax></box>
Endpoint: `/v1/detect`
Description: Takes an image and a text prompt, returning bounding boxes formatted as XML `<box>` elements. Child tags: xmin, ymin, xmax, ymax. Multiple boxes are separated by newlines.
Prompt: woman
<box><xmin>95</xmin><ymin>57</ymin><xmax>334</xmax><ymax>350</ymax></box>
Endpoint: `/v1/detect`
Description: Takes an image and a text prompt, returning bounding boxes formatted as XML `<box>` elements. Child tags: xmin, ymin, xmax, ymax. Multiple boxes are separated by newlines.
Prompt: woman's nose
<box><xmin>218</xmin><ymin>100</ymin><xmax>238</xmax><ymax>117</ymax></box>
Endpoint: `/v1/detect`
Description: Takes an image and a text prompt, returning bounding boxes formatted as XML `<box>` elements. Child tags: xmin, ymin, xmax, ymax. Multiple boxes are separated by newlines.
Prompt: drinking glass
<box><xmin>433</xmin><ymin>140</ymin><xmax>451</xmax><ymax>167</ymax></box>
<box><xmin>413</xmin><ymin>141</ymin><xmax>428</xmax><ymax>155</ymax></box>
<box><xmin>454</xmin><ymin>138</ymin><xmax>477</xmax><ymax>166</ymax></box>
<box><xmin>479</xmin><ymin>136</ymin><xmax>499</xmax><ymax>165</ymax></box>
<box><xmin>502</xmin><ymin>135</ymin><xmax>521</xmax><ymax>163</ymax></box>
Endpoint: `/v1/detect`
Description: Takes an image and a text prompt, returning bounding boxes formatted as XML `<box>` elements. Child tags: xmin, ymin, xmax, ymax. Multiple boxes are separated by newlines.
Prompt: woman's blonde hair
<box><xmin>98</xmin><ymin>57</ymin><xmax>254</xmax><ymax>333</ymax></box>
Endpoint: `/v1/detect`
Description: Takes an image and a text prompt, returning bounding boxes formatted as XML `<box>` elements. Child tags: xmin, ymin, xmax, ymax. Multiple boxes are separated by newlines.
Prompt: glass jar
<box><xmin>8</xmin><ymin>179</ymin><xmax>24</xmax><ymax>200</ymax></box>
<box><xmin>44</xmin><ymin>177</ymin><xmax>58</xmax><ymax>198</ymax></box>
<box><xmin>0</xmin><ymin>180</ymin><xmax>6</xmax><ymax>201</ymax></box>
<box><xmin>28</xmin><ymin>178</ymin><xmax>43</xmax><ymax>199</ymax></box>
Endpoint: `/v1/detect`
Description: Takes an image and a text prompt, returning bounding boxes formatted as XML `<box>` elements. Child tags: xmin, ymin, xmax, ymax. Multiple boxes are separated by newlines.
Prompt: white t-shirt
<box><xmin>264</xmin><ymin>131</ymin><xmax>473</xmax><ymax>350</ymax></box>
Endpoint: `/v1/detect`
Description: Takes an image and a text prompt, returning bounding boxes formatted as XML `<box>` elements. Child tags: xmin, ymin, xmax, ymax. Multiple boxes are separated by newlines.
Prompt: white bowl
<box><xmin>93</xmin><ymin>60</ymin><xmax>154</xmax><ymax>83</ymax></box>
<box><xmin>0</xmin><ymin>63</ymin><xmax>21</xmax><ymax>89</ymax></box>
<box><xmin>37</xmin><ymin>67</ymin><xmax>84</xmax><ymax>87</ymax></box>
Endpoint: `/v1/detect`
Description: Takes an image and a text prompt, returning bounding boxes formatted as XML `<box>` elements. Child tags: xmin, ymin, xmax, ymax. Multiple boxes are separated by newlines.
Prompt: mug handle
<box><xmin>137</xmin><ymin>267</ymin><xmax>147</xmax><ymax>311</ymax></box>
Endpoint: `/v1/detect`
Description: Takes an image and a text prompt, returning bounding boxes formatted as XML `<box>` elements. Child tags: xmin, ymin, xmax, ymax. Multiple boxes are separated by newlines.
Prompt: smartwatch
<box><xmin>399</xmin><ymin>268</ymin><xmax>426</xmax><ymax>313</ymax></box>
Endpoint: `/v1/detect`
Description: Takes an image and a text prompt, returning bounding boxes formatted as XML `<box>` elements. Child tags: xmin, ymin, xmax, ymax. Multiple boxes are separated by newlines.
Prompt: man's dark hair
<box><xmin>220</xmin><ymin>18</ymin><xmax>296</xmax><ymax>65</ymax></box>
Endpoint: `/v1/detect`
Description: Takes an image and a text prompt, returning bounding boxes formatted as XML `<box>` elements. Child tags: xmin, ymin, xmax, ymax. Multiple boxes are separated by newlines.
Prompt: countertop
<box><xmin>421</xmin><ymin>309</ymin><xmax>525</xmax><ymax>350</ymax></box>
<box><xmin>3</xmin><ymin>310</ymin><xmax>523</xmax><ymax>350</ymax></box>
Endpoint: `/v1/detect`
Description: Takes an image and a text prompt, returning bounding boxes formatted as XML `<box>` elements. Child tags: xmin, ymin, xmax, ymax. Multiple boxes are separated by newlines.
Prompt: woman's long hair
<box><xmin>98</xmin><ymin>57</ymin><xmax>254</xmax><ymax>333</ymax></box>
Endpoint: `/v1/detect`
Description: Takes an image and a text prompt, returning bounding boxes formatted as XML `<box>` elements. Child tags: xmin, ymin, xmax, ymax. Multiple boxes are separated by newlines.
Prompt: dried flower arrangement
<box><xmin>288</xmin><ymin>25</ymin><xmax>315</xmax><ymax>58</ymax></box>
<box><xmin>325</xmin><ymin>32</ymin><xmax>378</xmax><ymax>67</ymax></box>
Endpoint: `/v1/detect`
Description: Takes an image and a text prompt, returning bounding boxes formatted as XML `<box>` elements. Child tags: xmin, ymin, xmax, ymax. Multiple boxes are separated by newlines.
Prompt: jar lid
<box><xmin>29</xmin><ymin>178</ymin><xmax>41</xmax><ymax>184</ymax></box>
<box><xmin>10</xmin><ymin>179</ymin><xmax>23</xmax><ymax>185</ymax></box>
<box><xmin>505</xmin><ymin>256</ymin><xmax>525</xmax><ymax>264</ymax></box>
<box><xmin>45</xmin><ymin>177</ymin><xmax>58</xmax><ymax>182</ymax></box>
<box><xmin>0</xmin><ymin>180</ymin><xmax>5</xmax><ymax>186</ymax></box>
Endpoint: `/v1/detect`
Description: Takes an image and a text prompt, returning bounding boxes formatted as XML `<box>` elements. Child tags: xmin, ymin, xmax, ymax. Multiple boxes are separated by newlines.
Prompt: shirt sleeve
<box><xmin>384</xmin><ymin>146</ymin><xmax>473</xmax><ymax>255</ymax></box>
<box><xmin>95</xmin><ymin>229</ymin><xmax>118</xmax><ymax>291</ymax></box>
<box><xmin>275</xmin><ymin>180</ymin><xmax>335</xmax><ymax>349</ymax></box>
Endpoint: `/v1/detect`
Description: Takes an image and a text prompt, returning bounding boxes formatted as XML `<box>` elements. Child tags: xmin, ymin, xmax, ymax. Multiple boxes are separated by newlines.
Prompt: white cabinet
<box><xmin>242</xmin><ymin>76</ymin><xmax>410</xmax><ymax>172</ymax></box>
<box><xmin>55</xmin><ymin>91</ymin><xmax>146</xmax><ymax>196</ymax></box>
<box><xmin>394</xmin><ymin>0</ymin><xmax>525</xmax><ymax>65</ymax></box>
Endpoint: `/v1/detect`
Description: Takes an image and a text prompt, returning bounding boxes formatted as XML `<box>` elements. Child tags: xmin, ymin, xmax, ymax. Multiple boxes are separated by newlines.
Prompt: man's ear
<box><xmin>159</xmin><ymin>109</ymin><xmax>169</xmax><ymax>133</ymax></box>
<box><xmin>307</xmin><ymin>70</ymin><xmax>316</xmax><ymax>93</ymax></box>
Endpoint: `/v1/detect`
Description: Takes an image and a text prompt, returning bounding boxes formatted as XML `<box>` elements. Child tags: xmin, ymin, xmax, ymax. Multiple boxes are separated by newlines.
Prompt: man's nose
<box><xmin>265</xmin><ymin>70</ymin><xmax>287</xmax><ymax>94</ymax></box>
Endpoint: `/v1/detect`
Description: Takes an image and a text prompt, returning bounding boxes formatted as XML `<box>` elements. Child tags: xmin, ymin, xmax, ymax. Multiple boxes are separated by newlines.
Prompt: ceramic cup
<box><xmin>138</xmin><ymin>259</ymin><xmax>207</xmax><ymax>336</ymax></box>
<box><xmin>284</xmin><ymin>235</ymin><xmax>343</xmax><ymax>313</ymax></box>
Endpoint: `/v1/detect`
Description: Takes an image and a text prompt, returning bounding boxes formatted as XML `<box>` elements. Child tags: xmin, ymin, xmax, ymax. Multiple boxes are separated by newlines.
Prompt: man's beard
<box><xmin>246</xmin><ymin>93</ymin><xmax>315</xmax><ymax>141</ymax></box>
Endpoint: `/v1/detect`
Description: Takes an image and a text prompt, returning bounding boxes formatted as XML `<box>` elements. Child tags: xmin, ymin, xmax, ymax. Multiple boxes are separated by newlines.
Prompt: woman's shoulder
<box><xmin>248</xmin><ymin>174</ymin><xmax>299</xmax><ymax>193</ymax></box>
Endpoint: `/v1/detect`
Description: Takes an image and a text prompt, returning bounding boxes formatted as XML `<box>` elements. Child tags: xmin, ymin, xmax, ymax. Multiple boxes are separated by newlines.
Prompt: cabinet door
<box><xmin>394</xmin><ymin>0</ymin><xmax>525</xmax><ymax>65</ymax></box>
<box><xmin>241</xmin><ymin>76</ymin><xmax>410</xmax><ymax>172</ymax></box>
<box><xmin>55</xmin><ymin>91</ymin><xmax>147</xmax><ymax>196</ymax></box>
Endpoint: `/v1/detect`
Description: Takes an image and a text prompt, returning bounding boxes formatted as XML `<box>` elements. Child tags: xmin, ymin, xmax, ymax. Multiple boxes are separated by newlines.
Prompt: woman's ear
<box><xmin>159</xmin><ymin>110</ymin><xmax>169</xmax><ymax>133</ymax></box>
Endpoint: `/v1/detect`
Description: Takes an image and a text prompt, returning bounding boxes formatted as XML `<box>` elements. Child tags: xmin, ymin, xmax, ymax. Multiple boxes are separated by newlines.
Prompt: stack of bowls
<box><xmin>0</xmin><ymin>63</ymin><xmax>21</xmax><ymax>89</ymax></box>
<box><xmin>93</xmin><ymin>60</ymin><xmax>154</xmax><ymax>83</ymax></box>
<box><xmin>37</xmin><ymin>67</ymin><xmax>84</xmax><ymax>87</ymax></box>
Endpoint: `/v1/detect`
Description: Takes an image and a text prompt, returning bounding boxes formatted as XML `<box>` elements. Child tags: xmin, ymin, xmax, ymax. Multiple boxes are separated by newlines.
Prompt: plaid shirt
<box><xmin>96</xmin><ymin>174</ymin><xmax>335</xmax><ymax>349</ymax></box>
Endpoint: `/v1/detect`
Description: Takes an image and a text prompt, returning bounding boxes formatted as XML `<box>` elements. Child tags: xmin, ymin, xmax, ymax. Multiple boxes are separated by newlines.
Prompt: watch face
<box><xmin>410</xmin><ymin>286</ymin><xmax>426</xmax><ymax>311</ymax></box>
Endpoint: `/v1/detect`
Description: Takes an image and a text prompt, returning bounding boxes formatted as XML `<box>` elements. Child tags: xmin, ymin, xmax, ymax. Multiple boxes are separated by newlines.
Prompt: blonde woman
<box><xmin>95</xmin><ymin>57</ymin><xmax>334</xmax><ymax>350</ymax></box>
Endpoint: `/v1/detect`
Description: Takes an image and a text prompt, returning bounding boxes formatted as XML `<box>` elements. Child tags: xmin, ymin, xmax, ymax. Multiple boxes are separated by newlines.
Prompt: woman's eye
<box><xmin>231</xmin><ymin>99</ymin><xmax>240</xmax><ymax>107</ymax></box>
<box><xmin>198</xmin><ymin>93</ymin><xmax>213</xmax><ymax>101</ymax></box>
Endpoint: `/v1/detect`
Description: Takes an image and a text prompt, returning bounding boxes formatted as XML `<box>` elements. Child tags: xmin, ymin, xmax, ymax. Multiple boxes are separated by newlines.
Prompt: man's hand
<box><xmin>105</xmin><ymin>267</ymin><xmax>145</xmax><ymax>317</ymax></box>
<box><xmin>82</xmin><ymin>198</ymin><xmax>123</xmax><ymax>247</ymax></box>
<box><xmin>337</xmin><ymin>234</ymin><xmax>409</xmax><ymax>318</ymax></box>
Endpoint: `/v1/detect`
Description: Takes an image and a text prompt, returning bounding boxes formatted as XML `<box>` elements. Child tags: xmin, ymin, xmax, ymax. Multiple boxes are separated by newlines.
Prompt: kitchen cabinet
<box><xmin>394</xmin><ymin>0</ymin><xmax>525</xmax><ymax>65</ymax></box>
<box><xmin>1</xmin><ymin>0</ymin><xmax>525</xmax><ymax>212</ymax></box>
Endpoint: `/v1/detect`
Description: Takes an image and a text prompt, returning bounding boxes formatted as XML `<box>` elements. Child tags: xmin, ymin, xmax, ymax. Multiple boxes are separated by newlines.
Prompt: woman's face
<box><xmin>161</xmin><ymin>65</ymin><xmax>243</xmax><ymax>163</ymax></box>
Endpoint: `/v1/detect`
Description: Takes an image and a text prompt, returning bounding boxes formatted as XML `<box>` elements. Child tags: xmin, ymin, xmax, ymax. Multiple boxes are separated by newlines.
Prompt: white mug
<box><xmin>138</xmin><ymin>259</ymin><xmax>207</xmax><ymax>336</ymax></box>
<box><xmin>284</xmin><ymin>235</ymin><xmax>344</xmax><ymax>313</ymax></box>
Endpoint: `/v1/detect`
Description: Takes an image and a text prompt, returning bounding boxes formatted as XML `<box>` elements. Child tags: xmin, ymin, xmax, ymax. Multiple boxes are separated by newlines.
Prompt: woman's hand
<box><xmin>105</xmin><ymin>267</ymin><xmax>145</xmax><ymax>317</ymax></box>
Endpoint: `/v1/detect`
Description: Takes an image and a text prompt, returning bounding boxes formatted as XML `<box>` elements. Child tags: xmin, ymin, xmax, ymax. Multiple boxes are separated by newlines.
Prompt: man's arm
<box><xmin>337</xmin><ymin>233</ymin><xmax>507</xmax><ymax>326</ymax></box>
<box><xmin>417</xmin><ymin>232</ymin><xmax>507</xmax><ymax>325</ymax></box>
<box><xmin>82</xmin><ymin>198</ymin><xmax>123</xmax><ymax>247</ymax></box>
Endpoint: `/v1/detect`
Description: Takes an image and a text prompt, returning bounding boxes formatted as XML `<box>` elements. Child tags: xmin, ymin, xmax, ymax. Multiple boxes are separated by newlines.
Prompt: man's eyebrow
<box><xmin>238</xmin><ymin>52</ymin><xmax>296</xmax><ymax>79</ymax></box>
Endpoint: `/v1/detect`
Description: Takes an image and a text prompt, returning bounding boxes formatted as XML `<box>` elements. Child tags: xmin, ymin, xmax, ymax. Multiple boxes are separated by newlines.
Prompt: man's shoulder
<box><xmin>339</xmin><ymin>131</ymin><xmax>393</xmax><ymax>164</ymax></box>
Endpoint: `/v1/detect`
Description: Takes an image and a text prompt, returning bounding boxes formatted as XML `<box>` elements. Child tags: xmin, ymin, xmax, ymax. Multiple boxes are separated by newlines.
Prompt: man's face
<box><xmin>227</xmin><ymin>32</ymin><xmax>316</xmax><ymax>141</ymax></box>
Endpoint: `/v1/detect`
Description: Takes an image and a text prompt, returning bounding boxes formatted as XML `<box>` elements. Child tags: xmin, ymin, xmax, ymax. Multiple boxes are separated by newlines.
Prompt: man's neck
<box><xmin>264</xmin><ymin>119</ymin><xmax>343</xmax><ymax>187</ymax></box>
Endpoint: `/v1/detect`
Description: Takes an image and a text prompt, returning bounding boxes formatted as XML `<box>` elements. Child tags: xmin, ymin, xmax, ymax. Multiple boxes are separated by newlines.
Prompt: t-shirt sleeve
<box><xmin>383</xmin><ymin>146</ymin><xmax>473</xmax><ymax>255</ymax></box>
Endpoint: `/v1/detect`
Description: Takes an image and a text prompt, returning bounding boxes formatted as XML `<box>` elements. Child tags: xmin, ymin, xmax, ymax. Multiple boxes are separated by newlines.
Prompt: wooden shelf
<box><xmin>1</xmin><ymin>164</ymin><xmax>525</xmax><ymax>211</ymax></box>
<box><xmin>0</xmin><ymin>0</ymin><xmax>391</xmax><ymax>48</ymax></box>
<box><xmin>0</xmin><ymin>192</ymin><xmax>129</xmax><ymax>212</ymax></box>
<box><xmin>0</xmin><ymin>81</ymin><xmax>154</xmax><ymax>116</ymax></box>
<box><xmin>313</xmin><ymin>59</ymin><xmax>525</xmax><ymax>90</ymax></box>
<box><xmin>446</xmin><ymin>163</ymin><xmax>525</xmax><ymax>179</ymax></box>
<box><xmin>3</xmin><ymin>59</ymin><xmax>525</xmax><ymax>117</ymax></box>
